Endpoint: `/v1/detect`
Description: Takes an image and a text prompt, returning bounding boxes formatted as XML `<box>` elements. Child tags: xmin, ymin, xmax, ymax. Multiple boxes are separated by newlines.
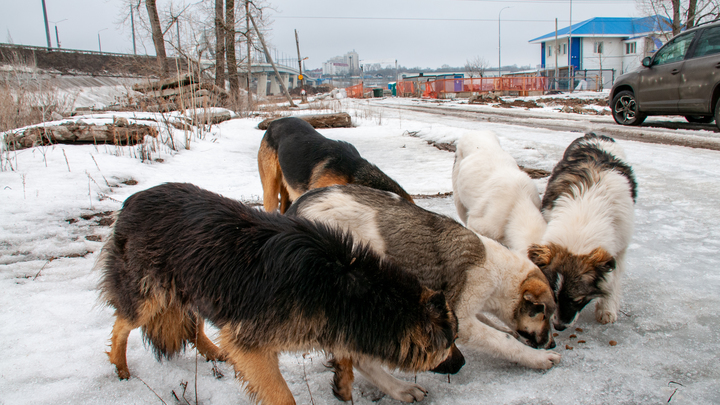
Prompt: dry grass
<box><xmin>0</xmin><ymin>52</ymin><xmax>77</xmax><ymax>133</ymax></box>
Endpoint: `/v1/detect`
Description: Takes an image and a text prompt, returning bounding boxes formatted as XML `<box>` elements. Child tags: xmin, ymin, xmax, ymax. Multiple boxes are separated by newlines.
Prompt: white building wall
<box><xmin>544</xmin><ymin>39</ymin><xmax>570</xmax><ymax>69</ymax></box>
<box><xmin>579</xmin><ymin>37</ymin><xmax>623</xmax><ymax>89</ymax></box>
<box><xmin>621</xmin><ymin>37</ymin><xmax>647</xmax><ymax>74</ymax></box>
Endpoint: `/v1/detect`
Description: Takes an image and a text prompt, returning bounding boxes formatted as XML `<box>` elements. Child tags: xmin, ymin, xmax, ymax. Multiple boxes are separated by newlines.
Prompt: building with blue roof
<box><xmin>529</xmin><ymin>16</ymin><xmax>671</xmax><ymax>89</ymax></box>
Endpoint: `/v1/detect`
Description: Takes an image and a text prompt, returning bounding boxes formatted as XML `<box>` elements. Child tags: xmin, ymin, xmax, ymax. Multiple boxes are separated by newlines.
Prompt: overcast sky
<box><xmin>2</xmin><ymin>0</ymin><xmax>643</xmax><ymax>70</ymax></box>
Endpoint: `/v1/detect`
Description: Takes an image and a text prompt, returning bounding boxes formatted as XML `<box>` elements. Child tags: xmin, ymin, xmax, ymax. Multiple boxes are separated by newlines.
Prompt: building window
<box><xmin>548</xmin><ymin>45</ymin><xmax>552</xmax><ymax>56</ymax></box>
<box><xmin>625</xmin><ymin>42</ymin><xmax>636</xmax><ymax>54</ymax></box>
<box><xmin>563</xmin><ymin>43</ymin><xmax>567</xmax><ymax>54</ymax></box>
<box><xmin>594</xmin><ymin>41</ymin><xmax>604</xmax><ymax>54</ymax></box>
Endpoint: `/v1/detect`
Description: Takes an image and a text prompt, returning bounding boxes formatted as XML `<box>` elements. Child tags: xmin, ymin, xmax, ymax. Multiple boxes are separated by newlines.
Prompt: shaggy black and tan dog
<box><xmin>258</xmin><ymin>116</ymin><xmax>413</xmax><ymax>213</ymax></box>
<box><xmin>97</xmin><ymin>183</ymin><xmax>458</xmax><ymax>405</ymax></box>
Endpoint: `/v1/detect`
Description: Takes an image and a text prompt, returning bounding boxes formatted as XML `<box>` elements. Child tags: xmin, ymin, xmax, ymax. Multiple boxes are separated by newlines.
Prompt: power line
<box><xmin>444</xmin><ymin>0</ymin><xmax>632</xmax><ymax>2</ymax></box>
<box><xmin>274</xmin><ymin>16</ymin><xmax>581</xmax><ymax>23</ymax></box>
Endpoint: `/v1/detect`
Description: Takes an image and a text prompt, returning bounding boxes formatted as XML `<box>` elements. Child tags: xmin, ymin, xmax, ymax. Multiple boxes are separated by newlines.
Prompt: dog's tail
<box><xmin>354</xmin><ymin>162</ymin><xmax>414</xmax><ymax>203</ymax></box>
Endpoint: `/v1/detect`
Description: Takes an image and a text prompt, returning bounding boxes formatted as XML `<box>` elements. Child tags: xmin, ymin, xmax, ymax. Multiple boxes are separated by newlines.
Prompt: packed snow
<box><xmin>1</xmin><ymin>98</ymin><xmax>719</xmax><ymax>404</ymax></box>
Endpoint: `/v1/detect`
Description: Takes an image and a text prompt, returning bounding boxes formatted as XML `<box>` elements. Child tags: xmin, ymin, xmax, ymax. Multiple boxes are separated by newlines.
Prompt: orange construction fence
<box><xmin>345</xmin><ymin>82</ymin><xmax>364</xmax><ymax>98</ymax></box>
<box><xmin>398</xmin><ymin>76</ymin><xmax>549</xmax><ymax>98</ymax></box>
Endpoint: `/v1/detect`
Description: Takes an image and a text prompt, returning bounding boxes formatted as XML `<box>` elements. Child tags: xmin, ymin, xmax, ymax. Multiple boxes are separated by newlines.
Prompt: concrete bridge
<box><xmin>248</xmin><ymin>62</ymin><xmax>303</xmax><ymax>97</ymax></box>
<box><xmin>0</xmin><ymin>43</ymin><xmax>309</xmax><ymax>97</ymax></box>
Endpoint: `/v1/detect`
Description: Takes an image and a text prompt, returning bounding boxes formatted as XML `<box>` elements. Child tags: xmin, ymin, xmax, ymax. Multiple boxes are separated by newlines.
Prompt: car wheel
<box><xmin>684</xmin><ymin>115</ymin><xmax>714</xmax><ymax>124</ymax></box>
<box><xmin>612</xmin><ymin>90</ymin><xmax>647</xmax><ymax>126</ymax></box>
<box><xmin>716</xmin><ymin>101</ymin><xmax>720</xmax><ymax>131</ymax></box>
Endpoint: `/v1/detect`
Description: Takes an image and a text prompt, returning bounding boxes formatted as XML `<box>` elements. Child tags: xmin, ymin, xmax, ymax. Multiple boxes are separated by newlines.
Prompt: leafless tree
<box><xmin>226</xmin><ymin>0</ymin><xmax>240</xmax><ymax>99</ymax></box>
<box><xmin>215</xmin><ymin>0</ymin><xmax>226</xmax><ymax>88</ymax></box>
<box><xmin>464</xmin><ymin>56</ymin><xmax>490</xmax><ymax>78</ymax></box>
<box><xmin>145</xmin><ymin>0</ymin><xmax>169</xmax><ymax>76</ymax></box>
<box><xmin>637</xmin><ymin>0</ymin><xmax>720</xmax><ymax>37</ymax></box>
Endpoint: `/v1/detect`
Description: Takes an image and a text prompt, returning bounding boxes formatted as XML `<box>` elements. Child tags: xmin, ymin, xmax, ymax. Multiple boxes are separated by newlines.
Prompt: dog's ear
<box><xmin>588</xmin><ymin>247</ymin><xmax>616</xmax><ymax>273</ymax></box>
<box><xmin>520</xmin><ymin>276</ymin><xmax>556</xmax><ymax>313</ymax></box>
<box><xmin>420</xmin><ymin>287</ymin><xmax>448</xmax><ymax>316</ymax></box>
<box><xmin>522</xmin><ymin>292</ymin><xmax>547</xmax><ymax>317</ymax></box>
<box><xmin>527</xmin><ymin>244</ymin><xmax>552</xmax><ymax>267</ymax></box>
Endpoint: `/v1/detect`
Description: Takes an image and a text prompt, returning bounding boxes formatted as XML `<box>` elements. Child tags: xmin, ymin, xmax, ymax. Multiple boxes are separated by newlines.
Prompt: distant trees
<box><xmin>118</xmin><ymin>0</ymin><xmax>273</xmax><ymax>110</ymax></box>
<box><xmin>637</xmin><ymin>0</ymin><xmax>720</xmax><ymax>37</ymax></box>
<box><xmin>464</xmin><ymin>56</ymin><xmax>490</xmax><ymax>78</ymax></box>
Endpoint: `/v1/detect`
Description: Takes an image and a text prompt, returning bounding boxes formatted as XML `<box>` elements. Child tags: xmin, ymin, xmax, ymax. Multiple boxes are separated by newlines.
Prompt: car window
<box><xmin>653</xmin><ymin>32</ymin><xmax>696</xmax><ymax>65</ymax></box>
<box><xmin>692</xmin><ymin>25</ymin><xmax>720</xmax><ymax>58</ymax></box>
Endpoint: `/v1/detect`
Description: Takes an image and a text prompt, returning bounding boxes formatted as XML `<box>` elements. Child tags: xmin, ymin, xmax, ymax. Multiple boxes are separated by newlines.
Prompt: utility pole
<box><xmin>41</xmin><ymin>0</ymin><xmax>52</xmax><ymax>49</ymax></box>
<box><xmin>555</xmin><ymin>18</ymin><xmax>559</xmax><ymax>90</ymax></box>
<box><xmin>246</xmin><ymin>0</ymin><xmax>252</xmax><ymax>111</ymax></box>
<box><xmin>131</xmin><ymin>5</ymin><xmax>137</xmax><ymax>55</ymax></box>
<box><xmin>295</xmin><ymin>29</ymin><xmax>307</xmax><ymax>102</ymax></box>
<box><xmin>569</xmin><ymin>0</ymin><xmax>573</xmax><ymax>92</ymax></box>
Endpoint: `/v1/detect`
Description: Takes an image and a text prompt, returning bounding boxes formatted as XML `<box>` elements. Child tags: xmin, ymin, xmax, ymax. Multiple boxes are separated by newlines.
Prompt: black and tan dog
<box><xmin>258</xmin><ymin>116</ymin><xmax>413</xmax><ymax>213</ymax></box>
<box><xmin>97</xmin><ymin>182</ymin><xmax>458</xmax><ymax>405</ymax></box>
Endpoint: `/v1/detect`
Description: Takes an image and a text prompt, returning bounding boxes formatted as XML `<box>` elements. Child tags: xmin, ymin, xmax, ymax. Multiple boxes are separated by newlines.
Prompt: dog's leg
<box><xmin>476</xmin><ymin>313</ymin><xmax>518</xmax><ymax>337</ymax></box>
<box><xmin>459</xmin><ymin>313</ymin><xmax>560</xmax><ymax>370</ymax></box>
<box><xmin>258</xmin><ymin>141</ymin><xmax>282</xmax><ymax>212</ymax></box>
<box><xmin>107</xmin><ymin>314</ymin><xmax>136</xmax><ymax>380</ymax></box>
<box><xmin>354</xmin><ymin>358</ymin><xmax>427</xmax><ymax>403</ymax></box>
<box><xmin>193</xmin><ymin>317</ymin><xmax>225</xmax><ymax>362</ymax></box>
<box><xmin>595</xmin><ymin>249</ymin><xmax>626</xmax><ymax>324</ymax></box>
<box><xmin>465</xmin><ymin>317</ymin><xmax>561</xmax><ymax>369</ymax></box>
<box><xmin>329</xmin><ymin>356</ymin><xmax>354</xmax><ymax>402</ymax></box>
<box><xmin>226</xmin><ymin>346</ymin><xmax>295</xmax><ymax>405</ymax></box>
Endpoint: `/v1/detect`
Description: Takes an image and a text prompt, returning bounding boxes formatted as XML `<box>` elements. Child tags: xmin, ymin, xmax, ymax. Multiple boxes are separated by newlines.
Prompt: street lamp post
<box><xmin>51</xmin><ymin>19</ymin><xmax>67</xmax><ymax>49</ymax></box>
<box><xmin>498</xmin><ymin>6</ymin><xmax>511</xmax><ymax>77</ymax></box>
<box><xmin>98</xmin><ymin>28</ymin><xmax>108</xmax><ymax>53</ymax></box>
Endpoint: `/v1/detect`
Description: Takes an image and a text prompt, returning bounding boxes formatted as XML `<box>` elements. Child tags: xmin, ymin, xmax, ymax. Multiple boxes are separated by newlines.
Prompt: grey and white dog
<box><xmin>287</xmin><ymin>184</ymin><xmax>559</xmax><ymax>403</ymax></box>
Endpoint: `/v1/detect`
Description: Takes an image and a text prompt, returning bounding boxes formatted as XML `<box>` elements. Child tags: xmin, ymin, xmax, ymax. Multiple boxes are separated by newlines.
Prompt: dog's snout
<box><xmin>553</xmin><ymin>322</ymin><xmax>568</xmax><ymax>331</ymax></box>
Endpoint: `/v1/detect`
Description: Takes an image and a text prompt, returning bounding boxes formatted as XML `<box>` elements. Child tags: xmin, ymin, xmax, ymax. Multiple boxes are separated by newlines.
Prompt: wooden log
<box><xmin>257</xmin><ymin>112</ymin><xmax>352</xmax><ymax>130</ymax></box>
<box><xmin>145</xmin><ymin>83</ymin><xmax>202</xmax><ymax>99</ymax></box>
<box><xmin>132</xmin><ymin>73</ymin><xmax>198</xmax><ymax>93</ymax></box>
<box><xmin>3</xmin><ymin>123</ymin><xmax>158</xmax><ymax>151</ymax></box>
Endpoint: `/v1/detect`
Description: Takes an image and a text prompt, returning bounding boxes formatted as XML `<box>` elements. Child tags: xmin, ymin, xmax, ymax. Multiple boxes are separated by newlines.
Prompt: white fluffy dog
<box><xmin>452</xmin><ymin>130</ymin><xmax>547</xmax><ymax>253</ymax></box>
<box><xmin>528</xmin><ymin>133</ymin><xmax>637</xmax><ymax>329</ymax></box>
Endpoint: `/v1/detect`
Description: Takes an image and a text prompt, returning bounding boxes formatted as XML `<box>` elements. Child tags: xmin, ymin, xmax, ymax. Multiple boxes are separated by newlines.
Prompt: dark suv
<box><xmin>610</xmin><ymin>20</ymin><xmax>720</xmax><ymax>129</ymax></box>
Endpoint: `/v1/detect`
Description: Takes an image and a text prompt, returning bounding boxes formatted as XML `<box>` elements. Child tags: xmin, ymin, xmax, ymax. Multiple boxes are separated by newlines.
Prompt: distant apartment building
<box><xmin>322</xmin><ymin>51</ymin><xmax>360</xmax><ymax>75</ymax></box>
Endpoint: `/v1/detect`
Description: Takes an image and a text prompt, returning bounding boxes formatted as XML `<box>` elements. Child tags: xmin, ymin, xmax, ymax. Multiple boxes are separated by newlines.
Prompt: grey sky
<box><xmin>2</xmin><ymin>0</ymin><xmax>642</xmax><ymax>71</ymax></box>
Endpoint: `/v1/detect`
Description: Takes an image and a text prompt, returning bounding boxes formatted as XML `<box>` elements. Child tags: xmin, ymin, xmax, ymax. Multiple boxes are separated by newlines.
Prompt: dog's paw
<box><xmin>522</xmin><ymin>349</ymin><xmax>562</xmax><ymax>370</ymax></box>
<box><xmin>387</xmin><ymin>381</ymin><xmax>428</xmax><ymax>403</ymax></box>
<box><xmin>115</xmin><ymin>366</ymin><xmax>130</xmax><ymax>380</ymax></box>
<box><xmin>596</xmin><ymin>309</ymin><xmax>617</xmax><ymax>324</ymax></box>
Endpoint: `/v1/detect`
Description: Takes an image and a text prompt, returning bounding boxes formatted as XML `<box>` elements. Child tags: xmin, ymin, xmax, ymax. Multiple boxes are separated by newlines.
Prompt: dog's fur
<box><xmin>287</xmin><ymin>185</ymin><xmax>560</xmax><ymax>402</ymax></box>
<box><xmin>97</xmin><ymin>182</ymin><xmax>458</xmax><ymax>405</ymax></box>
<box><xmin>258</xmin><ymin>116</ymin><xmax>413</xmax><ymax>213</ymax></box>
<box><xmin>452</xmin><ymin>130</ymin><xmax>547</xmax><ymax>253</ymax></box>
<box><xmin>529</xmin><ymin>133</ymin><xmax>636</xmax><ymax>330</ymax></box>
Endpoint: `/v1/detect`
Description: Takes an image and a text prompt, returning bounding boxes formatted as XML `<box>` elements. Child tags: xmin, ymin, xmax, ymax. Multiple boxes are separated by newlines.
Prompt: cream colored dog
<box><xmin>452</xmin><ymin>130</ymin><xmax>547</xmax><ymax>253</ymax></box>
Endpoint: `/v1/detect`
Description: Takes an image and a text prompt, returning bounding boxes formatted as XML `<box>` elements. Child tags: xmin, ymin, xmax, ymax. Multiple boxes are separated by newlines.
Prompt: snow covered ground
<box><xmin>1</xmin><ymin>98</ymin><xmax>719</xmax><ymax>404</ymax></box>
